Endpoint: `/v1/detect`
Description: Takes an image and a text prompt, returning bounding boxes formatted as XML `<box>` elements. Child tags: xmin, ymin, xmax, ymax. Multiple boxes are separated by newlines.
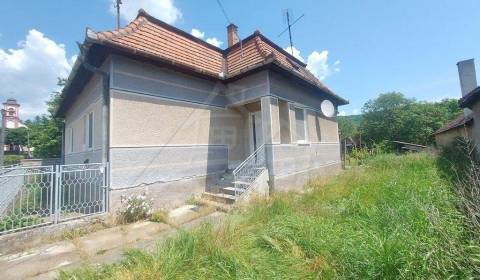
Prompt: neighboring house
<box><xmin>435</xmin><ymin>59</ymin><xmax>476</xmax><ymax>148</ymax></box>
<box><xmin>56</xmin><ymin>9</ymin><xmax>348</xmax><ymax>211</ymax></box>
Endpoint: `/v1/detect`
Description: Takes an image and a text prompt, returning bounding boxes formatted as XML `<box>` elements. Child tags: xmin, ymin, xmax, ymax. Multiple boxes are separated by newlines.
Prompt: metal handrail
<box><xmin>232</xmin><ymin>144</ymin><xmax>265</xmax><ymax>176</ymax></box>
<box><xmin>232</xmin><ymin>144</ymin><xmax>266</xmax><ymax>198</ymax></box>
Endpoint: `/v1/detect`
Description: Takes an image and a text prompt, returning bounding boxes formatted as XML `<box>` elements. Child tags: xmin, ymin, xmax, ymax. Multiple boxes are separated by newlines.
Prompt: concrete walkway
<box><xmin>0</xmin><ymin>207</ymin><xmax>225</xmax><ymax>280</ymax></box>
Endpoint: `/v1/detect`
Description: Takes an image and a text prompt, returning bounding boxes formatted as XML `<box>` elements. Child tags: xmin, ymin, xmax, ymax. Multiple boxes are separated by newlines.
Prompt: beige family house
<box><xmin>56</xmin><ymin>9</ymin><xmax>348</xmax><ymax>211</ymax></box>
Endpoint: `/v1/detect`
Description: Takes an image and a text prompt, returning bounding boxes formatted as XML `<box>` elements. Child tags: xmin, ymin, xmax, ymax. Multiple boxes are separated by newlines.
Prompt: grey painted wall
<box><xmin>111</xmin><ymin>56</ymin><xmax>227</xmax><ymax>107</ymax></box>
<box><xmin>109</xmin><ymin>145</ymin><xmax>228</xmax><ymax>189</ymax></box>
<box><xmin>270</xmin><ymin>143</ymin><xmax>341</xmax><ymax>177</ymax></box>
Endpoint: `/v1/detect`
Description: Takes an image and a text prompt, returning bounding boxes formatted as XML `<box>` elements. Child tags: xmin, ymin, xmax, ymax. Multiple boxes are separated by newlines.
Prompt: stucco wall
<box><xmin>435</xmin><ymin>126</ymin><xmax>472</xmax><ymax>148</ymax></box>
<box><xmin>266</xmin><ymin>71</ymin><xmax>342</xmax><ymax>189</ymax></box>
<box><xmin>224</xmin><ymin>71</ymin><xmax>269</xmax><ymax>105</ymax></box>
<box><xmin>64</xmin><ymin>72</ymin><xmax>104</xmax><ymax>164</ymax></box>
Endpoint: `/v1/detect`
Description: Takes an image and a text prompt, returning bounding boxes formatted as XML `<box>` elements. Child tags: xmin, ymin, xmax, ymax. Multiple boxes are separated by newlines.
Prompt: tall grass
<box><xmin>59</xmin><ymin>153</ymin><xmax>480</xmax><ymax>279</ymax></box>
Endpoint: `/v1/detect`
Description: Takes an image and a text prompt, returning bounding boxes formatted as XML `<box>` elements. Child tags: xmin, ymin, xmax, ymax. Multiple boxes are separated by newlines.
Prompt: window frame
<box><xmin>84</xmin><ymin>111</ymin><xmax>94</xmax><ymax>151</ymax></box>
<box><xmin>294</xmin><ymin>106</ymin><xmax>309</xmax><ymax>144</ymax></box>
<box><xmin>69</xmin><ymin>127</ymin><xmax>74</xmax><ymax>153</ymax></box>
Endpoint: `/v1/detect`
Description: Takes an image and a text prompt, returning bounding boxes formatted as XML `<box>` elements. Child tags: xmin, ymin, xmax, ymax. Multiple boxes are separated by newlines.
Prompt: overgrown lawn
<box><xmin>59</xmin><ymin>153</ymin><xmax>480</xmax><ymax>279</ymax></box>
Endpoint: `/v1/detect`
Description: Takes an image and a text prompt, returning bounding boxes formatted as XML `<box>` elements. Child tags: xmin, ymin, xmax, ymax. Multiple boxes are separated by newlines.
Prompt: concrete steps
<box><xmin>202</xmin><ymin>192</ymin><xmax>236</xmax><ymax>204</ymax></box>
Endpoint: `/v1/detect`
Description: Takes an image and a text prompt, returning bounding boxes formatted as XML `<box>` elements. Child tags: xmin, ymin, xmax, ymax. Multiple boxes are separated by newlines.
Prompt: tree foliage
<box><xmin>338</xmin><ymin>116</ymin><xmax>358</xmax><ymax>139</ymax></box>
<box><xmin>360</xmin><ymin>92</ymin><xmax>462</xmax><ymax>145</ymax></box>
<box><xmin>5</xmin><ymin>127</ymin><xmax>28</xmax><ymax>146</ymax></box>
<box><xmin>22</xmin><ymin>78</ymin><xmax>65</xmax><ymax>158</ymax></box>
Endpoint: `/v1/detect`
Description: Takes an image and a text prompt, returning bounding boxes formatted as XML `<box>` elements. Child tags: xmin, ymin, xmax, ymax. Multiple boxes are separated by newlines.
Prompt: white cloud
<box><xmin>190</xmin><ymin>28</ymin><xmax>205</xmax><ymax>39</ymax></box>
<box><xmin>284</xmin><ymin>46</ymin><xmax>304</xmax><ymax>63</ymax></box>
<box><xmin>352</xmin><ymin>109</ymin><xmax>360</xmax><ymax>115</ymax></box>
<box><xmin>206</xmin><ymin>37</ymin><xmax>223</xmax><ymax>48</ymax></box>
<box><xmin>283</xmin><ymin>46</ymin><xmax>340</xmax><ymax>81</ymax></box>
<box><xmin>338</xmin><ymin>111</ymin><xmax>347</xmax><ymax>116</ymax></box>
<box><xmin>109</xmin><ymin>0</ymin><xmax>182</xmax><ymax>25</ymax></box>
<box><xmin>191</xmin><ymin>28</ymin><xmax>223</xmax><ymax>48</ymax></box>
<box><xmin>0</xmin><ymin>29</ymin><xmax>75</xmax><ymax>120</ymax></box>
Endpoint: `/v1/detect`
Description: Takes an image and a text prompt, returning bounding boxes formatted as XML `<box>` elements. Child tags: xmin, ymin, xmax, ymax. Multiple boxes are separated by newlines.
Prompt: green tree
<box><xmin>338</xmin><ymin>116</ymin><xmax>358</xmax><ymax>139</ymax></box>
<box><xmin>360</xmin><ymin>92</ymin><xmax>462</xmax><ymax>145</ymax></box>
<box><xmin>5</xmin><ymin>127</ymin><xmax>28</xmax><ymax>146</ymax></box>
<box><xmin>27</xmin><ymin>78</ymin><xmax>66</xmax><ymax>158</ymax></box>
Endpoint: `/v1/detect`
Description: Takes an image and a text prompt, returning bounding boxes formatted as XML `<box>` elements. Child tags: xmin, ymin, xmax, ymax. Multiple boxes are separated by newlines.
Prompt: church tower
<box><xmin>3</xmin><ymin>98</ymin><xmax>20</xmax><ymax>129</ymax></box>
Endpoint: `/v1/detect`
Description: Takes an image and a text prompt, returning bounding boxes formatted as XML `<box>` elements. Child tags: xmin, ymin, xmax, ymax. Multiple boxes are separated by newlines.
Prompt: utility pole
<box><xmin>115</xmin><ymin>0</ymin><xmax>122</xmax><ymax>29</ymax></box>
<box><xmin>0</xmin><ymin>109</ymin><xmax>5</xmax><ymax>166</ymax></box>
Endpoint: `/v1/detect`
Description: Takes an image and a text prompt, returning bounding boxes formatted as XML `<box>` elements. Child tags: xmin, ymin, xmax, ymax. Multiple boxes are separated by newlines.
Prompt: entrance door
<box><xmin>249</xmin><ymin>111</ymin><xmax>263</xmax><ymax>153</ymax></box>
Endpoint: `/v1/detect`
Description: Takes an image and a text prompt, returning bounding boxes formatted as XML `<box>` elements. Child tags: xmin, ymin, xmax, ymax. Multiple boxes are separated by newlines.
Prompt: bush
<box><xmin>4</xmin><ymin>154</ymin><xmax>23</xmax><ymax>166</ymax></box>
<box><xmin>0</xmin><ymin>215</ymin><xmax>41</xmax><ymax>232</ymax></box>
<box><xmin>117</xmin><ymin>194</ymin><xmax>153</xmax><ymax>224</ymax></box>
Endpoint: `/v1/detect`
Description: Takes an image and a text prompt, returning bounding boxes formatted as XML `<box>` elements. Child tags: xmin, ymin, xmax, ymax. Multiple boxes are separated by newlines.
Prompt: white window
<box><xmin>84</xmin><ymin>112</ymin><xmax>94</xmax><ymax>150</ymax></box>
<box><xmin>295</xmin><ymin>107</ymin><xmax>308</xmax><ymax>143</ymax></box>
<box><xmin>69</xmin><ymin>127</ymin><xmax>74</xmax><ymax>153</ymax></box>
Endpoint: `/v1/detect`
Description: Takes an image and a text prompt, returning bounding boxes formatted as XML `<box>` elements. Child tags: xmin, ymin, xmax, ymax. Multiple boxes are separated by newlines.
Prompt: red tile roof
<box><xmin>434</xmin><ymin>113</ymin><xmax>473</xmax><ymax>135</ymax></box>
<box><xmin>86</xmin><ymin>9</ymin><xmax>346</xmax><ymax>104</ymax></box>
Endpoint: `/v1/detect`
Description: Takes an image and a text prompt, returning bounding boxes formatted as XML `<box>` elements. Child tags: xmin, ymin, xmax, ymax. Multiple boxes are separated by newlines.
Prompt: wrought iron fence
<box><xmin>232</xmin><ymin>144</ymin><xmax>266</xmax><ymax>198</ymax></box>
<box><xmin>0</xmin><ymin>163</ymin><xmax>108</xmax><ymax>235</ymax></box>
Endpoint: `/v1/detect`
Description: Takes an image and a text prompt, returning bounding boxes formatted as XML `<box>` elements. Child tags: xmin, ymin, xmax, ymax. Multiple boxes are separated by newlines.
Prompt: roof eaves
<box><xmin>269</xmin><ymin>60</ymin><xmax>348</xmax><ymax>105</ymax></box>
<box><xmin>434</xmin><ymin>113</ymin><xmax>473</xmax><ymax>135</ymax></box>
<box><xmin>459</xmin><ymin>87</ymin><xmax>480</xmax><ymax>108</ymax></box>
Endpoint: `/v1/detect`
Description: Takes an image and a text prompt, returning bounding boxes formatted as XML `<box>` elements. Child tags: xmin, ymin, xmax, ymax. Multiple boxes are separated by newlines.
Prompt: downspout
<box><xmin>76</xmin><ymin>42</ymin><xmax>110</xmax><ymax>167</ymax></box>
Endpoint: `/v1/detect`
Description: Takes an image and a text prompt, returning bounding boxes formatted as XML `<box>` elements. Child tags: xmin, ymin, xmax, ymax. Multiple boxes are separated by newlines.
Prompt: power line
<box><xmin>215</xmin><ymin>0</ymin><xmax>243</xmax><ymax>57</ymax></box>
<box><xmin>216</xmin><ymin>0</ymin><xmax>231</xmax><ymax>24</ymax></box>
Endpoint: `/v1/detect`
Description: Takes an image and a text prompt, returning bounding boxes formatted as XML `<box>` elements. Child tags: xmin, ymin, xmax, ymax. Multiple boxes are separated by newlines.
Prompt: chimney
<box><xmin>457</xmin><ymin>59</ymin><xmax>477</xmax><ymax>116</ymax></box>
<box><xmin>227</xmin><ymin>23</ymin><xmax>239</xmax><ymax>47</ymax></box>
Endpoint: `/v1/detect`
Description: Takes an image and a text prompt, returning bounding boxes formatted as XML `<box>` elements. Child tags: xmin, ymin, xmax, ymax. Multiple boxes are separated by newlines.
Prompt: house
<box><xmin>434</xmin><ymin>59</ymin><xmax>476</xmax><ymax>147</ymax></box>
<box><xmin>56</xmin><ymin>9</ymin><xmax>348</xmax><ymax>211</ymax></box>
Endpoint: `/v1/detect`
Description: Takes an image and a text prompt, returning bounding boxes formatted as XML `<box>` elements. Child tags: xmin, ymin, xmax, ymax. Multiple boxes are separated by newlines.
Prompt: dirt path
<box><xmin>0</xmin><ymin>210</ymin><xmax>225</xmax><ymax>280</ymax></box>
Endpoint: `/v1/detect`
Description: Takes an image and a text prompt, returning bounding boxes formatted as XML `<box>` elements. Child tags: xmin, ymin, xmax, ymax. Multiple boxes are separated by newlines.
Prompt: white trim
<box><xmin>110</xmin><ymin>144</ymin><xmax>228</xmax><ymax>149</ymax></box>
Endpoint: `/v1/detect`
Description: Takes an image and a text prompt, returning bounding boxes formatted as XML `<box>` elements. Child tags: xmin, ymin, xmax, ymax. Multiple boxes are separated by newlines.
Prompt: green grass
<box><xmin>58</xmin><ymin>153</ymin><xmax>480</xmax><ymax>279</ymax></box>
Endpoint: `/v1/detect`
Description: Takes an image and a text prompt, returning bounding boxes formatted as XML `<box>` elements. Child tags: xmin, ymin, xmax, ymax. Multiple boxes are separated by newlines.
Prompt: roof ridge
<box><xmin>95</xmin><ymin>16</ymin><xmax>147</xmax><ymax>41</ymax></box>
<box><xmin>254</xmin><ymin>34</ymin><xmax>270</xmax><ymax>59</ymax></box>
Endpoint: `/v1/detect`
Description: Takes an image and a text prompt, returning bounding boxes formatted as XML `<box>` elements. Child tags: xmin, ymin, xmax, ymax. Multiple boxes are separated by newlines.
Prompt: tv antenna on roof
<box><xmin>114</xmin><ymin>0</ymin><xmax>122</xmax><ymax>29</ymax></box>
<box><xmin>278</xmin><ymin>9</ymin><xmax>305</xmax><ymax>56</ymax></box>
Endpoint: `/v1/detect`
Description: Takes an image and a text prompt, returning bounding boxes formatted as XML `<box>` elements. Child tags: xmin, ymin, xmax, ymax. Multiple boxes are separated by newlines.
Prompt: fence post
<box><xmin>54</xmin><ymin>165</ymin><xmax>61</xmax><ymax>224</ymax></box>
<box><xmin>49</xmin><ymin>166</ymin><xmax>55</xmax><ymax>223</ymax></box>
<box><xmin>102</xmin><ymin>163</ymin><xmax>107</xmax><ymax>213</ymax></box>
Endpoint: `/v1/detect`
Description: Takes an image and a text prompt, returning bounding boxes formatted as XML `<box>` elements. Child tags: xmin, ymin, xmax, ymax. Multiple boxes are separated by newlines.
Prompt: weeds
<box><xmin>59</xmin><ymin>153</ymin><xmax>480</xmax><ymax>279</ymax></box>
<box><xmin>150</xmin><ymin>210</ymin><xmax>168</xmax><ymax>223</ymax></box>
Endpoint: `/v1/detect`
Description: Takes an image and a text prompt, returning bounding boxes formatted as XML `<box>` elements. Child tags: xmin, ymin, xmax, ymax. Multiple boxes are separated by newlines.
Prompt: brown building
<box><xmin>435</xmin><ymin>59</ymin><xmax>477</xmax><ymax>148</ymax></box>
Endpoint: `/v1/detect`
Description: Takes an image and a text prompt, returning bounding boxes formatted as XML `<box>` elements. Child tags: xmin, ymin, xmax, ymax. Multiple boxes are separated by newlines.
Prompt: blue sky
<box><xmin>0</xmin><ymin>0</ymin><xmax>479</xmax><ymax>119</ymax></box>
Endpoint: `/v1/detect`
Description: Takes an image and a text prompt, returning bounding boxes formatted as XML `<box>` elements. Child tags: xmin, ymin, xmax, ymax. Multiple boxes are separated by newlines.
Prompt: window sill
<box><xmin>297</xmin><ymin>141</ymin><xmax>310</xmax><ymax>146</ymax></box>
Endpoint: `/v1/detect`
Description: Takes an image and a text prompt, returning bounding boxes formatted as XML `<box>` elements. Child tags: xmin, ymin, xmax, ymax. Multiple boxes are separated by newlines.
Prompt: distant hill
<box><xmin>339</xmin><ymin>114</ymin><xmax>363</xmax><ymax>126</ymax></box>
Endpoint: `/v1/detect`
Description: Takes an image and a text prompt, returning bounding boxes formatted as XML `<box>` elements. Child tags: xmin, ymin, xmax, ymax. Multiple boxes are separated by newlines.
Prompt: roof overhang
<box><xmin>459</xmin><ymin>86</ymin><xmax>480</xmax><ymax>108</ymax></box>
